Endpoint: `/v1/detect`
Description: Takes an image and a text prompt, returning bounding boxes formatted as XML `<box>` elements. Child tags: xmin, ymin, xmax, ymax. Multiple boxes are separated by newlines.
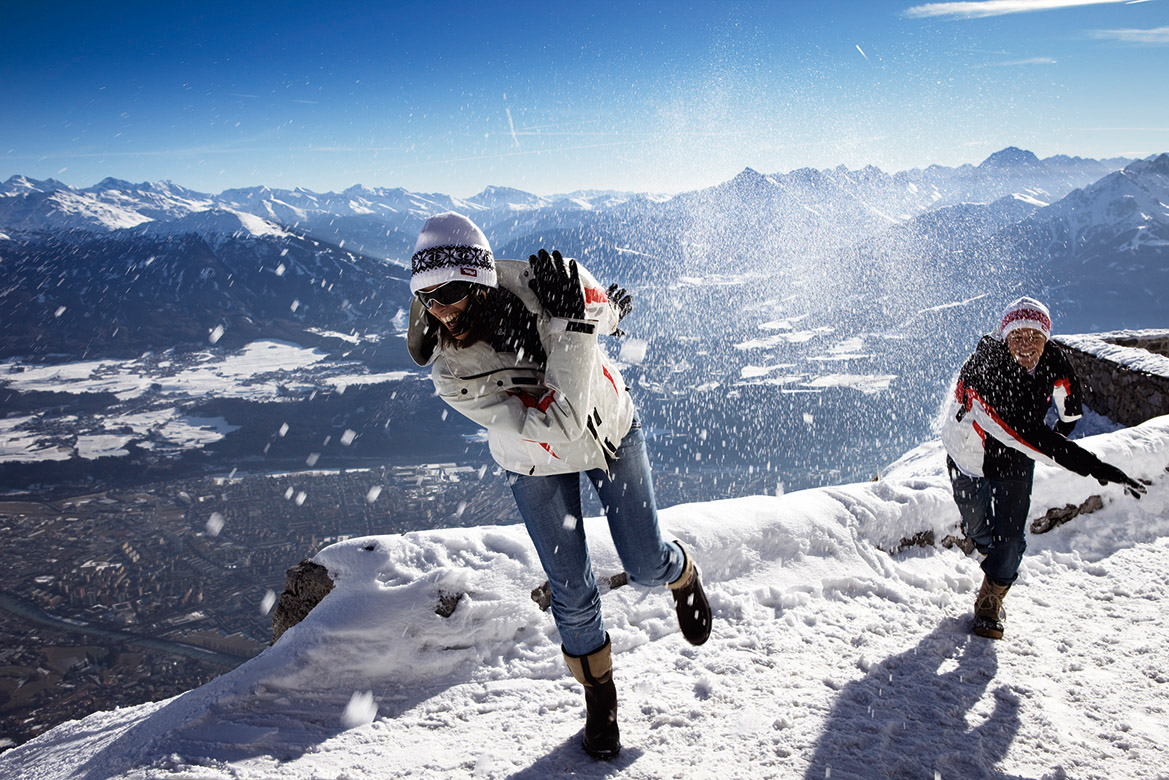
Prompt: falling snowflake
<box><xmin>341</xmin><ymin>691</ymin><xmax>378</xmax><ymax>728</ymax></box>
<box><xmin>619</xmin><ymin>338</ymin><xmax>649</xmax><ymax>365</ymax></box>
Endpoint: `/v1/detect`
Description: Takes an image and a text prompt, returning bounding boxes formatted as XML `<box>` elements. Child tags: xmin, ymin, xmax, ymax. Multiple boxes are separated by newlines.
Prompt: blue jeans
<box><xmin>947</xmin><ymin>458</ymin><xmax>1032</xmax><ymax>586</ymax></box>
<box><xmin>508</xmin><ymin>421</ymin><xmax>684</xmax><ymax>656</ymax></box>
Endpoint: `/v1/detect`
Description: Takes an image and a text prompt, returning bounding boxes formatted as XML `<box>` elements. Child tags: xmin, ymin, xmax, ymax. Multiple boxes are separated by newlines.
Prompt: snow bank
<box><xmin>1060</xmin><ymin>330</ymin><xmax>1169</xmax><ymax>378</ymax></box>
<box><xmin>4</xmin><ymin>417</ymin><xmax>1169</xmax><ymax>779</ymax></box>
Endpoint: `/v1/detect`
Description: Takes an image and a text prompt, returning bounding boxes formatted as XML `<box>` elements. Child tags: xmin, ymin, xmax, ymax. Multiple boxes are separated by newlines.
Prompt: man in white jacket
<box><xmin>406</xmin><ymin>212</ymin><xmax>712</xmax><ymax>759</ymax></box>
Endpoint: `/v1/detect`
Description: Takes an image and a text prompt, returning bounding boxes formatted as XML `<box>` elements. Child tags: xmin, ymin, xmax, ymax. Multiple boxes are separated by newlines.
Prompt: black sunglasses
<box><xmin>416</xmin><ymin>280</ymin><xmax>475</xmax><ymax>309</ymax></box>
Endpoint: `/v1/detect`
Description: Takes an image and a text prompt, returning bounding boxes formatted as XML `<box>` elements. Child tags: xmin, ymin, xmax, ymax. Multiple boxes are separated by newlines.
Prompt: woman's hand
<box><xmin>606</xmin><ymin>283</ymin><xmax>632</xmax><ymax>321</ymax></box>
<box><xmin>528</xmin><ymin>249</ymin><xmax>585</xmax><ymax>319</ymax></box>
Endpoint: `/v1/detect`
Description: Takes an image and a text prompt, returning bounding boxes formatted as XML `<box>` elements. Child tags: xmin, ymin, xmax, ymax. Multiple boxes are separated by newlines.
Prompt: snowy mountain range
<box><xmin>2</xmin><ymin>147</ymin><xmax>1161</xmax><ymax>361</ymax></box>
<box><xmin>0</xmin><ymin>147</ymin><xmax>1133</xmax><ymax>261</ymax></box>
<box><xmin>0</xmin><ymin>224</ymin><xmax>410</xmax><ymax>361</ymax></box>
<box><xmin>0</xmin><ymin>174</ymin><xmax>639</xmax><ymax>262</ymax></box>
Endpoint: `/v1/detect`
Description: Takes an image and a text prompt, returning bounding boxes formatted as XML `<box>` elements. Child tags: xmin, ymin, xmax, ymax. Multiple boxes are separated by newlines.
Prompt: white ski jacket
<box><xmin>407</xmin><ymin>258</ymin><xmax>634</xmax><ymax>476</ymax></box>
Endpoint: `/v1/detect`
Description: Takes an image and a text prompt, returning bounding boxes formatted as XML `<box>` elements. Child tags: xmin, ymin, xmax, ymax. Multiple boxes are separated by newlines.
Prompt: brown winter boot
<box><xmin>668</xmin><ymin>541</ymin><xmax>712</xmax><ymax>646</ymax></box>
<box><xmin>973</xmin><ymin>576</ymin><xmax>1011</xmax><ymax>639</ymax></box>
<box><xmin>563</xmin><ymin>635</ymin><xmax>620</xmax><ymax>760</ymax></box>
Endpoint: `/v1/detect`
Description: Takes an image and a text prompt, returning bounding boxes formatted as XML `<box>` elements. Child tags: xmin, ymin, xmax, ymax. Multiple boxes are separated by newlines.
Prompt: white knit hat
<box><xmin>998</xmin><ymin>296</ymin><xmax>1052</xmax><ymax>340</ymax></box>
<box><xmin>409</xmin><ymin>212</ymin><xmax>496</xmax><ymax>294</ymax></box>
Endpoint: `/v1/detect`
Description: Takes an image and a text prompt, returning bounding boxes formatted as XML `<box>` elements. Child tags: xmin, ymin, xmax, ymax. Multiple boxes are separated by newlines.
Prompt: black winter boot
<box><xmin>563</xmin><ymin>635</ymin><xmax>621</xmax><ymax>760</ymax></box>
<box><xmin>668</xmin><ymin>541</ymin><xmax>712</xmax><ymax>646</ymax></box>
<box><xmin>972</xmin><ymin>575</ymin><xmax>1011</xmax><ymax>639</ymax></box>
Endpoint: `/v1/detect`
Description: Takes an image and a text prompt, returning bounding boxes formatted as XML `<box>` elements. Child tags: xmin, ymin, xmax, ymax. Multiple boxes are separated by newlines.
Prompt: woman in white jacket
<box><xmin>406</xmin><ymin>212</ymin><xmax>711</xmax><ymax>760</ymax></box>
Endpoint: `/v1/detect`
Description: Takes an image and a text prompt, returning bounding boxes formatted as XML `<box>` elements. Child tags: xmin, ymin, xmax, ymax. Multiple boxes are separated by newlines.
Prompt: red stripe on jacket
<box><xmin>602</xmin><ymin>365</ymin><xmax>618</xmax><ymax>394</ymax></box>
<box><xmin>585</xmin><ymin>287</ymin><xmax>608</xmax><ymax>305</ymax></box>
<box><xmin>966</xmin><ymin>387</ymin><xmax>1045</xmax><ymax>458</ymax></box>
<box><xmin>510</xmin><ymin>390</ymin><xmax>556</xmax><ymax>412</ymax></box>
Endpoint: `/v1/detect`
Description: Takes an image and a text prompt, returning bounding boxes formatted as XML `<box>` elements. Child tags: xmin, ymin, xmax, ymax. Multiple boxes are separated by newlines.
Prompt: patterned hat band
<box><xmin>411</xmin><ymin>244</ymin><xmax>494</xmax><ymax>276</ymax></box>
<box><xmin>1001</xmin><ymin>308</ymin><xmax>1051</xmax><ymax>337</ymax></box>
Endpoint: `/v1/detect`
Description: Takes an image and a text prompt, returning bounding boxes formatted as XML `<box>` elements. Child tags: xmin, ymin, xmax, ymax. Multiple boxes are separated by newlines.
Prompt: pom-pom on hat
<box><xmin>998</xmin><ymin>296</ymin><xmax>1052</xmax><ymax>340</ymax></box>
<box><xmin>410</xmin><ymin>212</ymin><xmax>496</xmax><ymax>294</ymax></box>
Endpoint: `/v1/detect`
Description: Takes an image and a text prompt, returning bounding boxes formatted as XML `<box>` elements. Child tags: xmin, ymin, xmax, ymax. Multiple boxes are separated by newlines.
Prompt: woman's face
<box><xmin>420</xmin><ymin>286</ymin><xmax>473</xmax><ymax>340</ymax></box>
<box><xmin>1005</xmin><ymin>327</ymin><xmax>1046</xmax><ymax>372</ymax></box>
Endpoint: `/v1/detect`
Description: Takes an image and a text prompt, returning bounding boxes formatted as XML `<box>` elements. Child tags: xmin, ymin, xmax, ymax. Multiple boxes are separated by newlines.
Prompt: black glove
<box><xmin>1094</xmin><ymin>462</ymin><xmax>1147</xmax><ymax>500</ymax></box>
<box><xmin>528</xmin><ymin>249</ymin><xmax>585</xmax><ymax>320</ymax></box>
<box><xmin>606</xmin><ymin>283</ymin><xmax>632</xmax><ymax>321</ymax></box>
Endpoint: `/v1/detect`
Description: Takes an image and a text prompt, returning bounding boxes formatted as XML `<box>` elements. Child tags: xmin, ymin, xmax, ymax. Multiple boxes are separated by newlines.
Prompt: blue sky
<box><xmin>1</xmin><ymin>0</ymin><xmax>1166</xmax><ymax>196</ymax></box>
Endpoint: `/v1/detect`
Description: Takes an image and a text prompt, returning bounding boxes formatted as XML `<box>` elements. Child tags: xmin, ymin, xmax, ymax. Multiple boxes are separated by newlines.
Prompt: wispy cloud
<box><xmin>991</xmin><ymin>56</ymin><xmax>1059</xmax><ymax>65</ymax></box>
<box><xmin>904</xmin><ymin>0</ymin><xmax>1139</xmax><ymax>20</ymax></box>
<box><xmin>1072</xmin><ymin>125</ymin><xmax>1169</xmax><ymax>130</ymax></box>
<box><xmin>1091</xmin><ymin>25</ymin><xmax>1169</xmax><ymax>43</ymax></box>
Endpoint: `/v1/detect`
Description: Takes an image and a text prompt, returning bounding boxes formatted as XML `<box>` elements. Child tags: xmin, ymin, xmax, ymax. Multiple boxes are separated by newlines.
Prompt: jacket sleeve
<box><xmin>1049</xmin><ymin>345</ymin><xmax>1084</xmax><ymax>436</ymax></box>
<box><xmin>569</xmin><ymin>262</ymin><xmax>620</xmax><ymax>336</ymax></box>
<box><xmin>961</xmin><ymin>384</ymin><xmax>1106</xmax><ymax>479</ymax></box>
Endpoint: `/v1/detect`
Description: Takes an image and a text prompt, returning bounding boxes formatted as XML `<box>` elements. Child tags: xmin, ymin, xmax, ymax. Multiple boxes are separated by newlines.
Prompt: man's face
<box><xmin>1006</xmin><ymin>328</ymin><xmax>1046</xmax><ymax>372</ymax></box>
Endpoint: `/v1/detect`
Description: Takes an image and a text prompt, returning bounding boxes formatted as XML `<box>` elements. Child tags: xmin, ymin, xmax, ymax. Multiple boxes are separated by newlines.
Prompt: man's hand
<box><xmin>528</xmin><ymin>249</ymin><xmax>585</xmax><ymax>320</ymax></box>
<box><xmin>1095</xmin><ymin>462</ymin><xmax>1148</xmax><ymax>500</ymax></box>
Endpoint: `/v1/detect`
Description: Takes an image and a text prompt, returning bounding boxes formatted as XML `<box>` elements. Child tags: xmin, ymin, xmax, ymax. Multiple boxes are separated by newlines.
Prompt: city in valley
<box><xmin>0</xmin><ymin>461</ymin><xmax>518</xmax><ymax>750</ymax></box>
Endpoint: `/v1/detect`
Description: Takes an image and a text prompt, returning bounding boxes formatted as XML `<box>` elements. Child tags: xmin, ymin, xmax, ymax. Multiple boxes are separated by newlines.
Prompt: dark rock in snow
<box><xmin>271</xmin><ymin>559</ymin><xmax>335</xmax><ymax>644</ymax></box>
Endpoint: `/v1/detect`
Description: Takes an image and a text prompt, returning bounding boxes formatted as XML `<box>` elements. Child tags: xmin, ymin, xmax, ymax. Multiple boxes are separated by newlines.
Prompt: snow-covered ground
<box><xmin>4</xmin><ymin>418</ymin><xmax>1168</xmax><ymax>780</ymax></box>
<box><xmin>0</xmin><ymin>341</ymin><xmax>340</xmax><ymax>404</ymax></box>
<box><xmin>0</xmin><ymin>341</ymin><xmax>414</xmax><ymax>467</ymax></box>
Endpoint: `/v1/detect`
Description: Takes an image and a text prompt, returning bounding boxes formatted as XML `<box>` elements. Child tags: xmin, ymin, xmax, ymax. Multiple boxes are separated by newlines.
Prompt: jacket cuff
<box><xmin>546</xmin><ymin>317</ymin><xmax>598</xmax><ymax>335</ymax></box>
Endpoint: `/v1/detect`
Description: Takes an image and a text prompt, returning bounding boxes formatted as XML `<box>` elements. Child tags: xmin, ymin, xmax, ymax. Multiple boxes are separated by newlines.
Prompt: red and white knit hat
<box><xmin>998</xmin><ymin>296</ymin><xmax>1052</xmax><ymax>340</ymax></box>
<box><xmin>409</xmin><ymin>212</ymin><xmax>497</xmax><ymax>294</ymax></box>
